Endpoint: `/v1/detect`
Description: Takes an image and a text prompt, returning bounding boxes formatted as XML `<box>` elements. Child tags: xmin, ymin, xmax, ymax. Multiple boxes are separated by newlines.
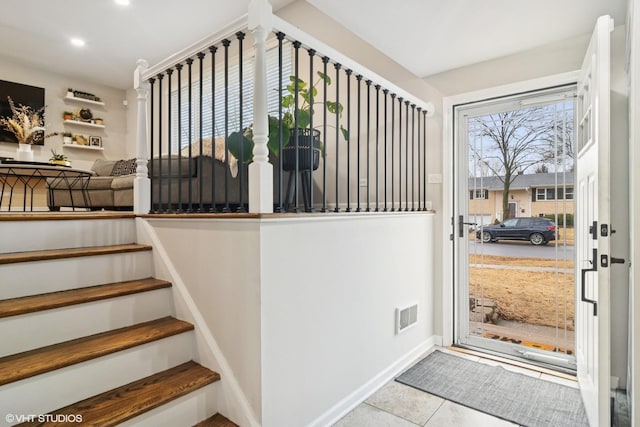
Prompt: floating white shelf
<box><xmin>63</xmin><ymin>120</ymin><xmax>105</xmax><ymax>130</ymax></box>
<box><xmin>62</xmin><ymin>144</ymin><xmax>104</xmax><ymax>151</ymax></box>
<box><xmin>64</xmin><ymin>93</ymin><xmax>105</xmax><ymax>107</ymax></box>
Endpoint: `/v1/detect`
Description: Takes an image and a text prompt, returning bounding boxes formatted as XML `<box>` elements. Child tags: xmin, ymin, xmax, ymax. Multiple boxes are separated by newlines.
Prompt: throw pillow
<box><xmin>111</xmin><ymin>158</ymin><xmax>137</xmax><ymax>176</ymax></box>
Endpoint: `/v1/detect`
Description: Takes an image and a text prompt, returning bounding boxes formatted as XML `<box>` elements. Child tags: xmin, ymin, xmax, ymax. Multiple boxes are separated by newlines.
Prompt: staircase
<box><xmin>0</xmin><ymin>213</ymin><xmax>237</xmax><ymax>427</ymax></box>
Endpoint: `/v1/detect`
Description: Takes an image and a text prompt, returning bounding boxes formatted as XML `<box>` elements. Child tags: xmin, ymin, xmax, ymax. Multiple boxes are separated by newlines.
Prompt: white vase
<box><xmin>16</xmin><ymin>143</ymin><xmax>34</xmax><ymax>162</ymax></box>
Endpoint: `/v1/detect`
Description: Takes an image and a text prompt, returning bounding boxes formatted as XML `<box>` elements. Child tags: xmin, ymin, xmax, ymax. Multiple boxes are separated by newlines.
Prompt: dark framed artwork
<box><xmin>0</xmin><ymin>80</ymin><xmax>46</xmax><ymax>145</ymax></box>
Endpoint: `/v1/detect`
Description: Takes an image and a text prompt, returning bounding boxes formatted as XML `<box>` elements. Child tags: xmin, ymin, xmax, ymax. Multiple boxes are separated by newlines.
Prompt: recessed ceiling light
<box><xmin>114</xmin><ymin>0</ymin><xmax>130</xmax><ymax>6</ymax></box>
<box><xmin>70</xmin><ymin>38</ymin><xmax>86</xmax><ymax>47</ymax></box>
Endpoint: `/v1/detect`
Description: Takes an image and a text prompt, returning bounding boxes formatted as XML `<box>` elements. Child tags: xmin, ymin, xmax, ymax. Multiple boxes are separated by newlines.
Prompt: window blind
<box><xmin>171</xmin><ymin>41</ymin><xmax>292</xmax><ymax>152</ymax></box>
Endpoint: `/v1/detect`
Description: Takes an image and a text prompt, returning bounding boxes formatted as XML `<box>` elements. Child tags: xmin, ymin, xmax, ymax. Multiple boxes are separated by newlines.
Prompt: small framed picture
<box><xmin>89</xmin><ymin>136</ymin><xmax>102</xmax><ymax>147</ymax></box>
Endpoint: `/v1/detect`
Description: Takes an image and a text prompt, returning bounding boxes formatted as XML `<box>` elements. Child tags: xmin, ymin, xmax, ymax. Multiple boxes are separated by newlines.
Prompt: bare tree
<box><xmin>469</xmin><ymin>107</ymin><xmax>556</xmax><ymax>220</ymax></box>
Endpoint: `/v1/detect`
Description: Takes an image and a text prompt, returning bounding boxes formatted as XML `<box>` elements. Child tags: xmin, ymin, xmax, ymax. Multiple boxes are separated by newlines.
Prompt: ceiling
<box><xmin>0</xmin><ymin>0</ymin><xmax>628</xmax><ymax>90</ymax></box>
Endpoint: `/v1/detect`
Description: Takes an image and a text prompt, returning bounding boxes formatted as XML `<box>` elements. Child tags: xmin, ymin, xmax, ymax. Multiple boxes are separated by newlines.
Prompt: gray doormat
<box><xmin>396</xmin><ymin>350</ymin><xmax>588</xmax><ymax>427</ymax></box>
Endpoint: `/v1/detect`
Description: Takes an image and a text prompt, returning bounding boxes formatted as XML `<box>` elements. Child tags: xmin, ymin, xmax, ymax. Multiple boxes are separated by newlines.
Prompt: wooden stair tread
<box><xmin>16</xmin><ymin>361</ymin><xmax>220</xmax><ymax>427</ymax></box>
<box><xmin>0</xmin><ymin>212</ymin><xmax>135</xmax><ymax>221</ymax></box>
<box><xmin>0</xmin><ymin>243</ymin><xmax>152</xmax><ymax>265</ymax></box>
<box><xmin>0</xmin><ymin>278</ymin><xmax>171</xmax><ymax>319</ymax></box>
<box><xmin>0</xmin><ymin>316</ymin><xmax>193</xmax><ymax>386</ymax></box>
<box><xmin>194</xmin><ymin>413</ymin><xmax>239</xmax><ymax>427</ymax></box>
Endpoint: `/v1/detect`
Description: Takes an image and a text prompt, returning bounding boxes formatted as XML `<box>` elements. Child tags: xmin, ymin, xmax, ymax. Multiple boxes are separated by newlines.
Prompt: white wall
<box><xmin>0</xmin><ymin>55</ymin><xmax>129</xmax><ymax>170</ymax></box>
<box><xmin>140</xmin><ymin>213</ymin><xmax>435</xmax><ymax>427</ymax></box>
<box><xmin>276</xmin><ymin>0</ymin><xmax>446</xmax><ymax>339</ymax></box>
<box><xmin>260</xmin><ymin>213</ymin><xmax>434</xmax><ymax>427</ymax></box>
<box><xmin>139</xmin><ymin>218</ymin><xmax>263</xmax><ymax>426</ymax></box>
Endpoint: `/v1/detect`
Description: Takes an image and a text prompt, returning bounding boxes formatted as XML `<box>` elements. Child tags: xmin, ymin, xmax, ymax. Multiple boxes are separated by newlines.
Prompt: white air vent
<box><xmin>395</xmin><ymin>304</ymin><xmax>418</xmax><ymax>334</ymax></box>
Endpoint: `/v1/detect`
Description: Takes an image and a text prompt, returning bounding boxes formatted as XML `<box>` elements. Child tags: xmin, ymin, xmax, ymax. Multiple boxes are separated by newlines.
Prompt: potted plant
<box><xmin>228</xmin><ymin>72</ymin><xmax>347</xmax><ymax>169</ymax></box>
<box><xmin>49</xmin><ymin>149</ymin><xmax>70</xmax><ymax>166</ymax></box>
<box><xmin>62</xmin><ymin>132</ymin><xmax>72</xmax><ymax>144</ymax></box>
<box><xmin>63</xmin><ymin>111</ymin><xmax>73</xmax><ymax>121</ymax></box>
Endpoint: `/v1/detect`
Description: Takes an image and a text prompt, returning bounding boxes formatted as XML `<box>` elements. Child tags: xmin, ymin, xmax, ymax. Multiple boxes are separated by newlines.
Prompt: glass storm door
<box><xmin>454</xmin><ymin>85</ymin><xmax>578</xmax><ymax>372</ymax></box>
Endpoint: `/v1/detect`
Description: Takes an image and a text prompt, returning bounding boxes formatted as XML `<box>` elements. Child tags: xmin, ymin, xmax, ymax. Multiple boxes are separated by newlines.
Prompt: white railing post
<box><xmin>248</xmin><ymin>0</ymin><xmax>273</xmax><ymax>213</ymax></box>
<box><xmin>133</xmin><ymin>59</ymin><xmax>151</xmax><ymax>214</ymax></box>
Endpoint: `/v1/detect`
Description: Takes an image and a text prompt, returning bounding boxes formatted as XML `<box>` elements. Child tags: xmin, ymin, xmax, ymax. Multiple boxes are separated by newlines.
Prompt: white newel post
<box><xmin>133</xmin><ymin>59</ymin><xmax>151</xmax><ymax>214</ymax></box>
<box><xmin>248</xmin><ymin>0</ymin><xmax>273</xmax><ymax>213</ymax></box>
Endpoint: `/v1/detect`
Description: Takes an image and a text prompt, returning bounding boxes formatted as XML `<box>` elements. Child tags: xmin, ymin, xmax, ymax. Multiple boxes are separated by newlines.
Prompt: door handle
<box><xmin>458</xmin><ymin>215</ymin><xmax>478</xmax><ymax>237</ymax></box>
<box><xmin>580</xmin><ymin>248</ymin><xmax>598</xmax><ymax>316</ymax></box>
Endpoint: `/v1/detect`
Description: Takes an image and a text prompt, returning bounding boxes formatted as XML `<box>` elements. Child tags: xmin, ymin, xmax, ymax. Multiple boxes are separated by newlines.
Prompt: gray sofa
<box><xmin>47</xmin><ymin>158</ymin><xmax>135</xmax><ymax>210</ymax></box>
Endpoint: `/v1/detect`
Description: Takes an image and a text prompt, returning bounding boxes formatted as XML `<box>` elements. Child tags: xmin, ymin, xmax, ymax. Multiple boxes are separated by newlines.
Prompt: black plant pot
<box><xmin>282</xmin><ymin>128</ymin><xmax>321</xmax><ymax>172</ymax></box>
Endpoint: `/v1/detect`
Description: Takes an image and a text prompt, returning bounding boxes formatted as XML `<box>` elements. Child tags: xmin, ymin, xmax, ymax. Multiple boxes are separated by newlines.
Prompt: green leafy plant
<box><xmin>228</xmin><ymin>71</ymin><xmax>347</xmax><ymax>163</ymax></box>
<box><xmin>49</xmin><ymin>149</ymin><xmax>69</xmax><ymax>165</ymax></box>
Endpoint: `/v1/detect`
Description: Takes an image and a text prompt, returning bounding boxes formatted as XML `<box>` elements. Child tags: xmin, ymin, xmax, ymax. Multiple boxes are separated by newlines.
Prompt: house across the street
<box><xmin>468</xmin><ymin>172</ymin><xmax>574</xmax><ymax>224</ymax></box>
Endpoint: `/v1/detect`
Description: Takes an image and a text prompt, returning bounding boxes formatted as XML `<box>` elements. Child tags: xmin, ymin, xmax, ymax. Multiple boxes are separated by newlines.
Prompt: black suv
<box><xmin>475</xmin><ymin>217</ymin><xmax>557</xmax><ymax>246</ymax></box>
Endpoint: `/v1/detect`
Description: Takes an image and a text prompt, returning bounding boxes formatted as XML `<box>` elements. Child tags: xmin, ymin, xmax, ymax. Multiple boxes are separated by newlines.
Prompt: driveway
<box><xmin>468</xmin><ymin>240</ymin><xmax>575</xmax><ymax>260</ymax></box>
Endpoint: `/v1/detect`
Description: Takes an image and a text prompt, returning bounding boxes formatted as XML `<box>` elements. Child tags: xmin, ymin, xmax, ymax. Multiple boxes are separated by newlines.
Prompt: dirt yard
<box><xmin>469</xmin><ymin>265</ymin><xmax>575</xmax><ymax>331</ymax></box>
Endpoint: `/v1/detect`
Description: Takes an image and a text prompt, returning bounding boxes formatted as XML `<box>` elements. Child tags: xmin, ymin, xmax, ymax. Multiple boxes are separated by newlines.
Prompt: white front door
<box><xmin>575</xmin><ymin>15</ymin><xmax>613</xmax><ymax>427</ymax></box>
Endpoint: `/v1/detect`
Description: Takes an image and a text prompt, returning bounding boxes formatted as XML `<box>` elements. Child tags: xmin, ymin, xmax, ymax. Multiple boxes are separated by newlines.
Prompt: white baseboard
<box><xmin>309</xmin><ymin>336</ymin><xmax>438</xmax><ymax>427</ymax></box>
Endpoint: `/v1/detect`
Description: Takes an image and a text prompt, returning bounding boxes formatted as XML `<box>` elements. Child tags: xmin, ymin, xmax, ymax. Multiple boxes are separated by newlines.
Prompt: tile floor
<box><xmin>333</xmin><ymin>347</ymin><xmax>580</xmax><ymax>427</ymax></box>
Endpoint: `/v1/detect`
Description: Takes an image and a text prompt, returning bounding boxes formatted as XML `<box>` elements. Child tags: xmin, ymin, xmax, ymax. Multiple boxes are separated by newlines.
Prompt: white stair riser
<box><xmin>119</xmin><ymin>384</ymin><xmax>217</xmax><ymax>427</ymax></box>
<box><xmin>0</xmin><ymin>332</ymin><xmax>194</xmax><ymax>424</ymax></box>
<box><xmin>0</xmin><ymin>219</ymin><xmax>136</xmax><ymax>254</ymax></box>
<box><xmin>0</xmin><ymin>252</ymin><xmax>153</xmax><ymax>299</ymax></box>
<box><xmin>0</xmin><ymin>289</ymin><xmax>173</xmax><ymax>357</ymax></box>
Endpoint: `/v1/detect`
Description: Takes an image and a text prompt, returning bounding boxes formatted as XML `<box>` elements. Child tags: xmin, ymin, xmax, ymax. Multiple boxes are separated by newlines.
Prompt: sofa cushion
<box><xmin>91</xmin><ymin>159</ymin><xmax>117</xmax><ymax>176</ymax></box>
<box><xmin>111</xmin><ymin>174</ymin><xmax>135</xmax><ymax>191</ymax></box>
<box><xmin>112</xmin><ymin>159</ymin><xmax>137</xmax><ymax>176</ymax></box>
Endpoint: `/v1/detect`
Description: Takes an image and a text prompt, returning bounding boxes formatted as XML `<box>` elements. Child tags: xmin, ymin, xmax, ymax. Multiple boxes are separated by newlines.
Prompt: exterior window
<box><xmin>546</xmin><ymin>188</ymin><xmax>556</xmax><ymax>200</ymax></box>
<box><xmin>470</xmin><ymin>189</ymin><xmax>488</xmax><ymax>199</ymax></box>
<box><xmin>535</xmin><ymin>186</ymin><xmax>574</xmax><ymax>201</ymax></box>
<box><xmin>565</xmin><ymin>188</ymin><xmax>574</xmax><ymax>199</ymax></box>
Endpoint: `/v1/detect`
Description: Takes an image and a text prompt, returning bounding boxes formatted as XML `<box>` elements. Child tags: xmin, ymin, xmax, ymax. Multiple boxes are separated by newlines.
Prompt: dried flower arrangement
<box><xmin>0</xmin><ymin>96</ymin><xmax>57</xmax><ymax>144</ymax></box>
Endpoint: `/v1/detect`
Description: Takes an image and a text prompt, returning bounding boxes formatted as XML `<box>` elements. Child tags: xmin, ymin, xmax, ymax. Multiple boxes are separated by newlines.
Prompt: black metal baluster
<box><xmin>375</xmin><ymin>84</ymin><xmax>380</xmax><ymax>212</ymax></box>
<box><xmin>423</xmin><ymin>109</ymin><xmax>427</xmax><ymax>210</ymax></box>
<box><xmin>417</xmin><ymin>107</ymin><xmax>422</xmax><ymax>211</ymax></box>
<box><xmin>405</xmin><ymin>100</ymin><xmax>410</xmax><ymax>211</ymax></box>
<box><xmin>333</xmin><ymin>62</ymin><xmax>341</xmax><ymax>213</ymax></box>
<box><xmin>209</xmin><ymin>45</ymin><xmax>217</xmax><ymax>212</ymax></box>
<box><xmin>197</xmin><ymin>52</ymin><xmax>206</xmax><ymax>212</ymax></box>
<box><xmin>292</xmin><ymin>40</ymin><xmax>301</xmax><ymax>213</ymax></box>
<box><xmin>308</xmin><ymin>48</ymin><xmax>316</xmax><ymax>212</ymax></box>
<box><xmin>186</xmin><ymin>58</ymin><xmax>194</xmax><ymax>212</ymax></box>
<box><xmin>356</xmin><ymin>75</ymin><xmax>362</xmax><ymax>212</ymax></box>
<box><xmin>345</xmin><ymin>69</ymin><xmax>352</xmax><ymax>212</ymax></box>
<box><xmin>237</xmin><ymin>32</ymin><xmax>246</xmax><ymax>212</ymax></box>
<box><xmin>166</xmin><ymin>68</ymin><xmax>174</xmax><ymax>213</ymax></box>
<box><xmin>365</xmin><ymin>79</ymin><xmax>371</xmax><ymax>212</ymax></box>
<box><xmin>390</xmin><ymin>93</ymin><xmax>395</xmax><ymax>211</ymax></box>
<box><xmin>411</xmin><ymin>103</ymin><xmax>416</xmax><ymax>211</ymax></box>
<box><xmin>157</xmin><ymin>74</ymin><xmax>164</xmax><ymax>212</ymax></box>
<box><xmin>321</xmin><ymin>56</ymin><xmax>329</xmax><ymax>212</ymax></box>
<box><xmin>383</xmin><ymin>89</ymin><xmax>388</xmax><ymax>212</ymax></box>
<box><xmin>398</xmin><ymin>96</ymin><xmax>402</xmax><ymax>212</ymax></box>
<box><xmin>222</xmin><ymin>39</ymin><xmax>231</xmax><ymax>212</ymax></box>
<box><xmin>176</xmin><ymin>64</ymin><xmax>183</xmax><ymax>213</ymax></box>
<box><xmin>276</xmin><ymin>32</ymin><xmax>286</xmax><ymax>213</ymax></box>
<box><xmin>149</xmin><ymin>77</ymin><xmax>156</xmax><ymax>213</ymax></box>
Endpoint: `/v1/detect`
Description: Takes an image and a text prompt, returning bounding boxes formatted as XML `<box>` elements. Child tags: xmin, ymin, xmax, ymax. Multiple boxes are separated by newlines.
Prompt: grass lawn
<box><xmin>469</xmin><ymin>264</ymin><xmax>575</xmax><ymax>331</ymax></box>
